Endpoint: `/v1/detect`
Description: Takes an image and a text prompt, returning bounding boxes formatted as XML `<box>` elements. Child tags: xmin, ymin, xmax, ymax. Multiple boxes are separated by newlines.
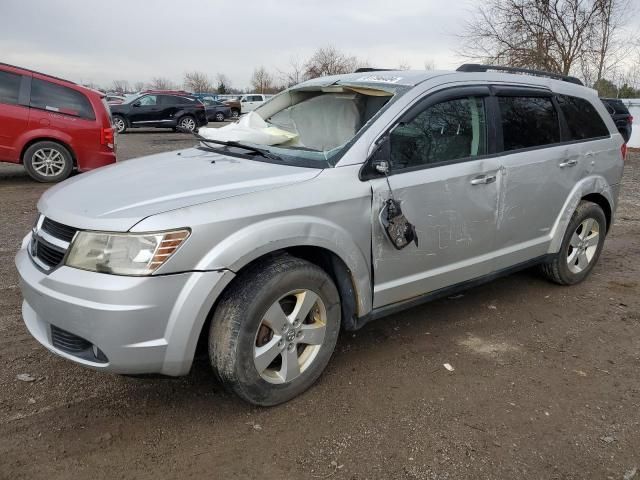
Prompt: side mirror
<box><xmin>373</xmin><ymin>159</ymin><xmax>390</xmax><ymax>175</ymax></box>
<box><xmin>132</xmin><ymin>102</ymin><xmax>141</xmax><ymax>107</ymax></box>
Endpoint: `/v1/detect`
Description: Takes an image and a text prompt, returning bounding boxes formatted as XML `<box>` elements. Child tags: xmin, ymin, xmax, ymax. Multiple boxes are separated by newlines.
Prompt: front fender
<box><xmin>548</xmin><ymin>175</ymin><xmax>615</xmax><ymax>253</ymax></box>
<box><xmin>196</xmin><ymin>215</ymin><xmax>373</xmax><ymax>315</ymax></box>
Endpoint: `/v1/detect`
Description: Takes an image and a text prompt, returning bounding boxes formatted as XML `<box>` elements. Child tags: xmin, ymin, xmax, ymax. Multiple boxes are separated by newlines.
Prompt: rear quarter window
<box><xmin>558</xmin><ymin>95</ymin><xmax>609</xmax><ymax>140</ymax></box>
<box><xmin>0</xmin><ymin>70</ymin><xmax>21</xmax><ymax>105</ymax></box>
<box><xmin>30</xmin><ymin>79</ymin><xmax>95</xmax><ymax>120</ymax></box>
<box><xmin>499</xmin><ymin>96</ymin><xmax>560</xmax><ymax>151</ymax></box>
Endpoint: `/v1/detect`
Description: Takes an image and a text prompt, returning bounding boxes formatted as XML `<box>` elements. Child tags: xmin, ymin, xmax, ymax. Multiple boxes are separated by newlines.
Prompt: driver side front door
<box><xmin>369</xmin><ymin>87</ymin><xmax>502</xmax><ymax>308</ymax></box>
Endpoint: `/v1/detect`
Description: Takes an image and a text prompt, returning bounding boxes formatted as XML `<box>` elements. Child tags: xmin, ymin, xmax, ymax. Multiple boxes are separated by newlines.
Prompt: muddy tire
<box><xmin>541</xmin><ymin>201</ymin><xmax>607</xmax><ymax>285</ymax></box>
<box><xmin>209</xmin><ymin>255</ymin><xmax>341</xmax><ymax>406</ymax></box>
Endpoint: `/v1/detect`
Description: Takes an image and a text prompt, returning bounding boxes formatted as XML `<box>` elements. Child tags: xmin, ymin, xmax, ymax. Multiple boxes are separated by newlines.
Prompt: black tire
<box><xmin>112</xmin><ymin>115</ymin><xmax>127</xmax><ymax>134</ymax></box>
<box><xmin>214</xmin><ymin>112</ymin><xmax>226</xmax><ymax>122</ymax></box>
<box><xmin>230</xmin><ymin>108</ymin><xmax>240</xmax><ymax>119</ymax></box>
<box><xmin>23</xmin><ymin>141</ymin><xmax>73</xmax><ymax>183</ymax></box>
<box><xmin>177</xmin><ymin>115</ymin><xmax>197</xmax><ymax>132</ymax></box>
<box><xmin>209</xmin><ymin>255</ymin><xmax>341</xmax><ymax>406</ymax></box>
<box><xmin>541</xmin><ymin>201</ymin><xmax>607</xmax><ymax>285</ymax></box>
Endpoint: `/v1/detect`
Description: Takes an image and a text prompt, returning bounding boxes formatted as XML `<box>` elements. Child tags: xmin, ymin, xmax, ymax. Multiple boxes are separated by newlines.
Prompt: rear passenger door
<box><xmin>0</xmin><ymin>69</ymin><xmax>30</xmax><ymax>162</ymax></box>
<box><xmin>370</xmin><ymin>87</ymin><xmax>502</xmax><ymax>308</ymax></box>
<box><xmin>490</xmin><ymin>88</ymin><xmax>585</xmax><ymax>270</ymax></box>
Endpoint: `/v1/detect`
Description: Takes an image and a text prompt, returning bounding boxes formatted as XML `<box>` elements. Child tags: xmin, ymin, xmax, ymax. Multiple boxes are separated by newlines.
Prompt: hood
<box><xmin>39</xmin><ymin>148</ymin><xmax>322</xmax><ymax>231</ymax></box>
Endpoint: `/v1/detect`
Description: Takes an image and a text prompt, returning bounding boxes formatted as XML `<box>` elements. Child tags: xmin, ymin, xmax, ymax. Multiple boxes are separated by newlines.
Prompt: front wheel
<box><xmin>209</xmin><ymin>255</ymin><xmax>341</xmax><ymax>406</ymax></box>
<box><xmin>112</xmin><ymin>115</ymin><xmax>127</xmax><ymax>134</ymax></box>
<box><xmin>230</xmin><ymin>108</ymin><xmax>240</xmax><ymax>119</ymax></box>
<box><xmin>214</xmin><ymin>112</ymin><xmax>226</xmax><ymax>122</ymax></box>
<box><xmin>541</xmin><ymin>201</ymin><xmax>607</xmax><ymax>285</ymax></box>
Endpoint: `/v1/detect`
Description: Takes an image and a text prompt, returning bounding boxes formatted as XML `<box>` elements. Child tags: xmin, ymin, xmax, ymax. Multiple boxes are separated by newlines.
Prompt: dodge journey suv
<box><xmin>16</xmin><ymin>65</ymin><xmax>625</xmax><ymax>405</ymax></box>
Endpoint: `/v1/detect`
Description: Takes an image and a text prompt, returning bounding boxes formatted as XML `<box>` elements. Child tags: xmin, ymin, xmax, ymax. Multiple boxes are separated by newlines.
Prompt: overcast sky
<box><xmin>1</xmin><ymin>0</ymin><xmax>477</xmax><ymax>89</ymax></box>
<box><xmin>2</xmin><ymin>0</ymin><xmax>638</xmax><ymax>90</ymax></box>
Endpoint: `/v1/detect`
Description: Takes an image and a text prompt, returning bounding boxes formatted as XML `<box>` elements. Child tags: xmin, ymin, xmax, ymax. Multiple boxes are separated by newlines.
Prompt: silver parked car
<box><xmin>16</xmin><ymin>65</ymin><xmax>625</xmax><ymax>405</ymax></box>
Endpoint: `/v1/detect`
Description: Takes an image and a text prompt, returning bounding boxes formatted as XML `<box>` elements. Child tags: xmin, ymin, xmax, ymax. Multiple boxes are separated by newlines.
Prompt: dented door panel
<box><xmin>370</xmin><ymin>158</ymin><xmax>501</xmax><ymax>308</ymax></box>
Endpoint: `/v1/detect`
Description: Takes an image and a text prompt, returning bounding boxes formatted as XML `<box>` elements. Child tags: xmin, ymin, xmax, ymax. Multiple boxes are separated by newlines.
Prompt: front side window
<box><xmin>30</xmin><ymin>79</ymin><xmax>95</xmax><ymax>119</ymax></box>
<box><xmin>389</xmin><ymin>96</ymin><xmax>488</xmax><ymax>170</ymax></box>
<box><xmin>0</xmin><ymin>70</ymin><xmax>21</xmax><ymax>106</ymax></box>
<box><xmin>138</xmin><ymin>95</ymin><xmax>157</xmax><ymax>106</ymax></box>
<box><xmin>499</xmin><ymin>96</ymin><xmax>559</xmax><ymax>151</ymax></box>
<box><xmin>558</xmin><ymin>95</ymin><xmax>609</xmax><ymax>140</ymax></box>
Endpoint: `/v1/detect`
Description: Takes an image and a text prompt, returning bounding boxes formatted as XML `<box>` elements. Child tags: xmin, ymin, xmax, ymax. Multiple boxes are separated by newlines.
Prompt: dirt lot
<box><xmin>1</xmin><ymin>133</ymin><xmax>639</xmax><ymax>480</ymax></box>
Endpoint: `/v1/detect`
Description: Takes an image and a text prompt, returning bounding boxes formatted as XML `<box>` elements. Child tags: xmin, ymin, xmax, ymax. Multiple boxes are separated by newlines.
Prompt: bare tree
<box><xmin>397</xmin><ymin>61</ymin><xmax>412</xmax><ymax>70</ymax></box>
<box><xmin>251</xmin><ymin>66</ymin><xmax>274</xmax><ymax>93</ymax></box>
<box><xmin>149</xmin><ymin>77</ymin><xmax>176</xmax><ymax>90</ymax></box>
<box><xmin>459</xmin><ymin>0</ymin><xmax>633</xmax><ymax>78</ymax></box>
<box><xmin>183</xmin><ymin>71</ymin><xmax>213</xmax><ymax>93</ymax></box>
<box><xmin>303</xmin><ymin>46</ymin><xmax>362</xmax><ymax>78</ymax></box>
<box><xmin>424</xmin><ymin>59</ymin><xmax>436</xmax><ymax>70</ymax></box>
<box><xmin>278</xmin><ymin>55</ymin><xmax>306</xmax><ymax>87</ymax></box>
<box><xmin>133</xmin><ymin>81</ymin><xmax>145</xmax><ymax>92</ymax></box>
<box><xmin>111</xmin><ymin>80</ymin><xmax>130</xmax><ymax>93</ymax></box>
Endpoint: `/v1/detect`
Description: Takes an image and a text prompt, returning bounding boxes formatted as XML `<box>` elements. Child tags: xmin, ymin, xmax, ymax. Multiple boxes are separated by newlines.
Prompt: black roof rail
<box><xmin>456</xmin><ymin>64</ymin><xmax>583</xmax><ymax>86</ymax></box>
<box><xmin>0</xmin><ymin>62</ymin><xmax>77</xmax><ymax>85</ymax></box>
<box><xmin>354</xmin><ymin>68</ymin><xmax>394</xmax><ymax>73</ymax></box>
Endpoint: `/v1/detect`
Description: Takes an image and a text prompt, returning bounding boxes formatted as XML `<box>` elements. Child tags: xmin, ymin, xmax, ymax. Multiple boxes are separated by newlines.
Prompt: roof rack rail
<box><xmin>456</xmin><ymin>64</ymin><xmax>583</xmax><ymax>86</ymax></box>
<box><xmin>354</xmin><ymin>68</ymin><xmax>394</xmax><ymax>73</ymax></box>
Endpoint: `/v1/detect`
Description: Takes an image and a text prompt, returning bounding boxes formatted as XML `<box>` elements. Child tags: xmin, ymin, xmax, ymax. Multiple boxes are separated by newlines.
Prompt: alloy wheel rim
<box><xmin>31</xmin><ymin>148</ymin><xmax>66</xmax><ymax>177</ymax></box>
<box><xmin>114</xmin><ymin>117</ymin><xmax>125</xmax><ymax>132</ymax></box>
<box><xmin>216</xmin><ymin>113</ymin><xmax>224</xmax><ymax>121</ymax></box>
<box><xmin>181</xmin><ymin>117</ymin><xmax>196</xmax><ymax>131</ymax></box>
<box><xmin>567</xmin><ymin>218</ymin><xmax>600</xmax><ymax>274</ymax></box>
<box><xmin>253</xmin><ymin>289</ymin><xmax>327</xmax><ymax>385</ymax></box>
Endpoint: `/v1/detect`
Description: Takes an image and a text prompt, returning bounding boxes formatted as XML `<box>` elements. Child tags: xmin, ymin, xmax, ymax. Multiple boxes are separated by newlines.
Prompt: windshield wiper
<box><xmin>191</xmin><ymin>133</ymin><xmax>282</xmax><ymax>161</ymax></box>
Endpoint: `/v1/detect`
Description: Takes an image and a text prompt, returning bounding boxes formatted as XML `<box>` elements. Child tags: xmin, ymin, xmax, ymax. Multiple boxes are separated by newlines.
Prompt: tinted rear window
<box><xmin>30</xmin><ymin>79</ymin><xmax>95</xmax><ymax>120</ymax></box>
<box><xmin>0</xmin><ymin>70</ymin><xmax>21</xmax><ymax>105</ymax></box>
<box><xmin>499</xmin><ymin>96</ymin><xmax>560</xmax><ymax>151</ymax></box>
<box><xmin>558</xmin><ymin>95</ymin><xmax>609</xmax><ymax>140</ymax></box>
<box><xmin>602</xmin><ymin>98</ymin><xmax>629</xmax><ymax>115</ymax></box>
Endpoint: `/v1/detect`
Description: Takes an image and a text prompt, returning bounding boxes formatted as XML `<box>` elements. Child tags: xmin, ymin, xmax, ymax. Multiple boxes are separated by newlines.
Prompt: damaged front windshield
<box><xmin>197</xmin><ymin>82</ymin><xmax>408</xmax><ymax>167</ymax></box>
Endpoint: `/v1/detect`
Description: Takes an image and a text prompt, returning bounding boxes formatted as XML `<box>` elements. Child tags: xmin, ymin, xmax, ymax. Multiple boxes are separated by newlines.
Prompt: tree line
<box><xmin>97</xmin><ymin>1</ymin><xmax>640</xmax><ymax>99</ymax></box>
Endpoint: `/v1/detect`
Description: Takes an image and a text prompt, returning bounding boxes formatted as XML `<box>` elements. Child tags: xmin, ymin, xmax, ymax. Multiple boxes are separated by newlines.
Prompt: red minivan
<box><xmin>0</xmin><ymin>63</ymin><xmax>116</xmax><ymax>182</ymax></box>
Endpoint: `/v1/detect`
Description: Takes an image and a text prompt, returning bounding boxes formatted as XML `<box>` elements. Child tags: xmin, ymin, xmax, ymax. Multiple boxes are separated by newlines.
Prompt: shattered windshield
<box><xmin>197</xmin><ymin>83</ymin><xmax>409</xmax><ymax>167</ymax></box>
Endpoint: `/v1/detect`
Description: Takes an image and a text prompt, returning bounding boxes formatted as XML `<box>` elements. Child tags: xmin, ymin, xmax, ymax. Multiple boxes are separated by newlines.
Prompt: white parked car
<box><xmin>240</xmin><ymin>94</ymin><xmax>273</xmax><ymax>113</ymax></box>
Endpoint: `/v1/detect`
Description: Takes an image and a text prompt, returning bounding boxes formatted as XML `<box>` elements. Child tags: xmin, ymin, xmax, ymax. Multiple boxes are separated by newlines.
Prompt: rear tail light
<box><xmin>621</xmin><ymin>143</ymin><xmax>627</xmax><ymax>161</ymax></box>
<box><xmin>101</xmin><ymin>127</ymin><xmax>115</xmax><ymax>150</ymax></box>
<box><xmin>628</xmin><ymin>115</ymin><xmax>634</xmax><ymax>124</ymax></box>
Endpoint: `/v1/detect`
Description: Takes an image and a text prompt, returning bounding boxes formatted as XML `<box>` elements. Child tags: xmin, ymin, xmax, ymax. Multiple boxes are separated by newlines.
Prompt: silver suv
<box><xmin>16</xmin><ymin>65</ymin><xmax>625</xmax><ymax>405</ymax></box>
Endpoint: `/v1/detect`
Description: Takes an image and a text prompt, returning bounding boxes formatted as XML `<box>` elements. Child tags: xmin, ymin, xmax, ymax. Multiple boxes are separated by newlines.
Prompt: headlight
<box><xmin>65</xmin><ymin>229</ymin><xmax>190</xmax><ymax>276</ymax></box>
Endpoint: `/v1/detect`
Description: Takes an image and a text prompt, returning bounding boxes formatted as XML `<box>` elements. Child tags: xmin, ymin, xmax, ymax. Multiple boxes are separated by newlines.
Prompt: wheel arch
<box><xmin>548</xmin><ymin>175</ymin><xmax>615</xmax><ymax>253</ymax></box>
<box><xmin>20</xmin><ymin>137</ymin><xmax>77</xmax><ymax>167</ymax></box>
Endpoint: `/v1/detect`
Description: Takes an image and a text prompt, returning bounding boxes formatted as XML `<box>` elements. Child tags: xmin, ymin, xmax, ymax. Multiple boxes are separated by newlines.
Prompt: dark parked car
<box><xmin>601</xmin><ymin>98</ymin><xmax>632</xmax><ymax>143</ymax></box>
<box><xmin>110</xmin><ymin>93</ymin><xmax>208</xmax><ymax>133</ymax></box>
<box><xmin>199</xmin><ymin>95</ymin><xmax>231</xmax><ymax>122</ymax></box>
<box><xmin>0</xmin><ymin>62</ymin><xmax>116</xmax><ymax>182</ymax></box>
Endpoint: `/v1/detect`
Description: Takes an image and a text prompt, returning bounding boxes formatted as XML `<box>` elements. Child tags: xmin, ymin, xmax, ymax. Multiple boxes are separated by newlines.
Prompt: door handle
<box><xmin>559</xmin><ymin>159</ymin><xmax>578</xmax><ymax>168</ymax></box>
<box><xmin>470</xmin><ymin>174</ymin><xmax>497</xmax><ymax>185</ymax></box>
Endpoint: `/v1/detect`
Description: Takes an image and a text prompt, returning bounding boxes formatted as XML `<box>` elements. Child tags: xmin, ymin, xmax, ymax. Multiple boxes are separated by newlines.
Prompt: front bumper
<box><xmin>15</xmin><ymin>246</ymin><xmax>234</xmax><ymax>376</ymax></box>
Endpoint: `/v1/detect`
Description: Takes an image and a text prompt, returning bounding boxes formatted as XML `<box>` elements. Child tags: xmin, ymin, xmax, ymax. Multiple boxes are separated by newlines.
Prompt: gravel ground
<box><xmin>0</xmin><ymin>133</ymin><xmax>639</xmax><ymax>480</ymax></box>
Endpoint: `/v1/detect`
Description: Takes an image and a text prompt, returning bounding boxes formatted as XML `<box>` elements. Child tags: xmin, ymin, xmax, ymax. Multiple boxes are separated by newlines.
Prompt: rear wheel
<box><xmin>230</xmin><ymin>108</ymin><xmax>240</xmax><ymax>119</ymax></box>
<box><xmin>541</xmin><ymin>201</ymin><xmax>606</xmax><ymax>285</ymax></box>
<box><xmin>209</xmin><ymin>255</ymin><xmax>341</xmax><ymax>406</ymax></box>
<box><xmin>214</xmin><ymin>112</ymin><xmax>226</xmax><ymax>122</ymax></box>
<box><xmin>178</xmin><ymin>115</ymin><xmax>197</xmax><ymax>132</ymax></box>
<box><xmin>23</xmin><ymin>141</ymin><xmax>73</xmax><ymax>183</ymax></box>
<box><xmin>112</xmin><ymin>115</ymin><xmax>127</xmax><ymax>134</ymax></box>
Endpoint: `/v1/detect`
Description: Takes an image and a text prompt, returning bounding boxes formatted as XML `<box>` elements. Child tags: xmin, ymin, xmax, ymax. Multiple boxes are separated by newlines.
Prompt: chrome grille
<box><xmin>29</xmin><ymin>215</ymin><xmax>77</xmax><ymax>272</ymax></box>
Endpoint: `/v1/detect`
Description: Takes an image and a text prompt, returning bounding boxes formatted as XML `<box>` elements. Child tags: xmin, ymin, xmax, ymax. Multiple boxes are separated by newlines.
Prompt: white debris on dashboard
<box><xmin>198</xmin><ymin>111</ymin><xmax>298</xmax><ymax>146</ymax></box>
